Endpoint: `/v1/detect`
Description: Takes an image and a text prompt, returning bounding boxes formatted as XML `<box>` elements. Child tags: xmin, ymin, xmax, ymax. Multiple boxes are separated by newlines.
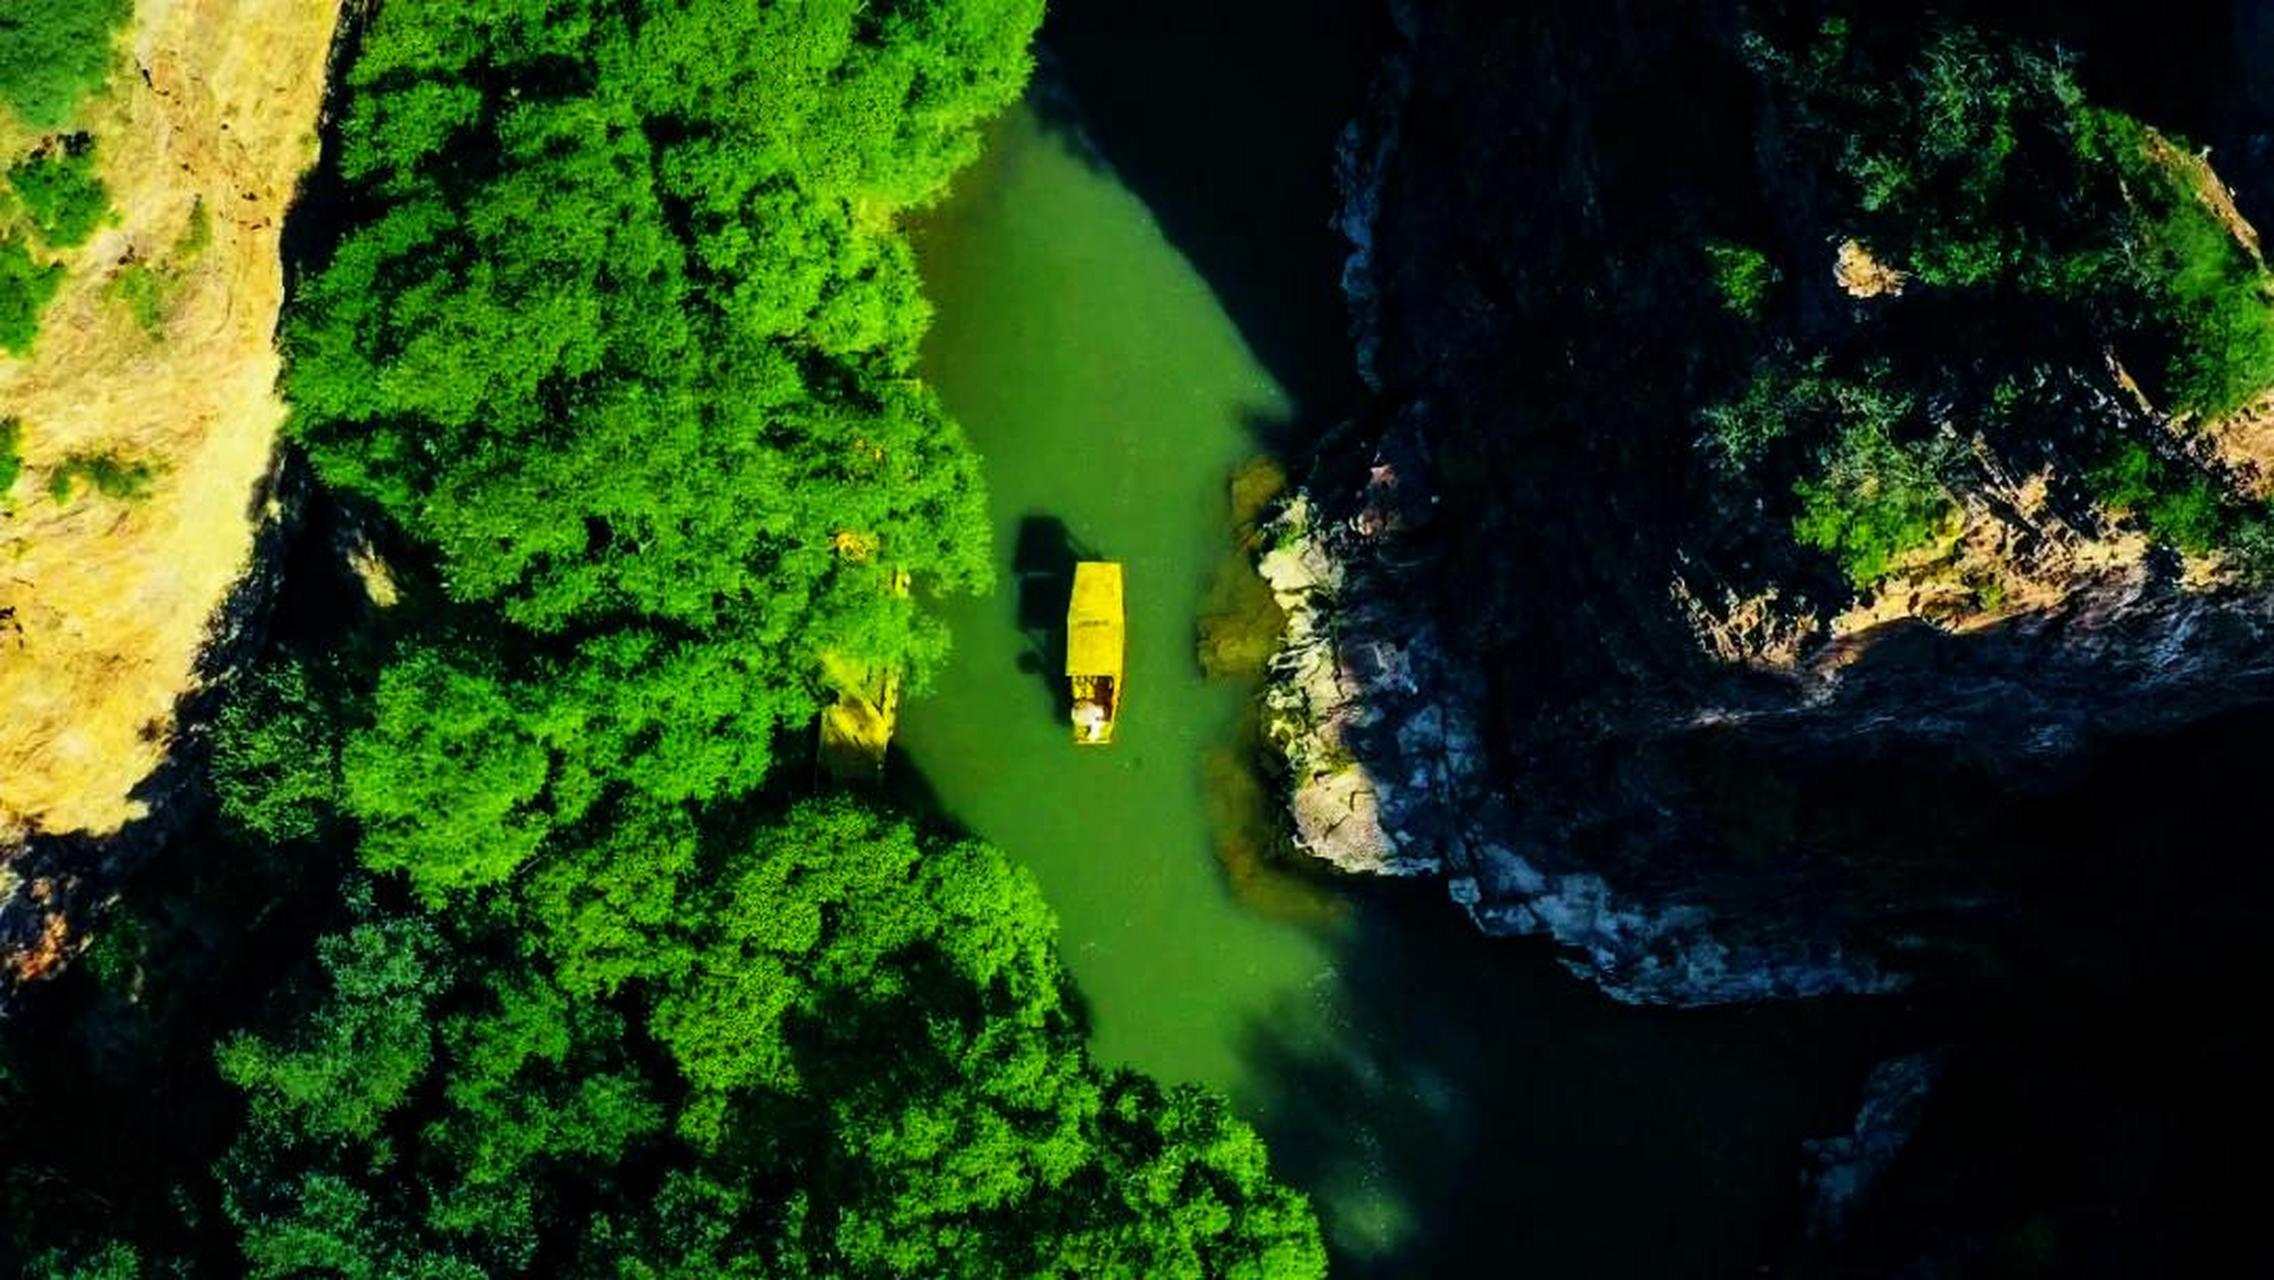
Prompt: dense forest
<box><xmin>0</xmin><ymin>1</ymin><xmax>1325</xmax><ymax>1275</ymax></box>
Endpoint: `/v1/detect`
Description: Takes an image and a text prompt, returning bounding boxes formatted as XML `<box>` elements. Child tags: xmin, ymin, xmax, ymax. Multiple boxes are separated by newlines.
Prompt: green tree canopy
<box><xmin>288</xmin><ymin>0</ymin><xmax>1028</xmax><ymax>629</ymax></box>
<box><xmin>0</xmin><ymin>0</ymin><xmax>128</xmax><ymax>129</ymax></box>
<box><xmin>2</xmin><ymin>7</ymin><xmax>1327</xmax><ymax>1277</ymax></box>
<box><xmin>213</xmin><ymin>803</ymin><xmax>1326</xmax><ymax>1279</ymax></box>
<box><xmin>287</xmin><ymin>0</ymin><xmax>1038</xmax><ymax>894</ymax></box>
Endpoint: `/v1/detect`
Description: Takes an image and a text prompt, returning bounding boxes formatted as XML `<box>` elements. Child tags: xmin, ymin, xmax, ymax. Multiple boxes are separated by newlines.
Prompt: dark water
<box><xmin>896</xmin><ymin>5</ymin><xmax>1892</xmax><ymax>1274</ymax></box>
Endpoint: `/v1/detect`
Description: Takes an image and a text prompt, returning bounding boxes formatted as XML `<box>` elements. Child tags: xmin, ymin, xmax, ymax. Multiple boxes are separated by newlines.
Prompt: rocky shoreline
<box><xmin>1256</xmin><ymin>414</ymin><xmax>1904</xmax><ymax>1002</ymax></box>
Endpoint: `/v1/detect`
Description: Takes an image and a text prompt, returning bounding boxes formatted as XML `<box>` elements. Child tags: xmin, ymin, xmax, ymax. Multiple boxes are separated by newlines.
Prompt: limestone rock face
<box><xmin>1259</xmin><ymin>461</ymin><xmax>1452</xmax><ymax>879</ymax></box>
<box><xmin>1800</xmin><ymin>1052</ymin><xmax>1947</xmax><ymax>1242</ymax></box>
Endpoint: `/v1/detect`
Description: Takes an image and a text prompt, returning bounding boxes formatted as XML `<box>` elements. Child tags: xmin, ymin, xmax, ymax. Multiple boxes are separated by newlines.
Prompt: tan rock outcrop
<box><xmin>0</xmin><ymin>0</ymin><xmax>343</xmax><ymax>840</ymax></box>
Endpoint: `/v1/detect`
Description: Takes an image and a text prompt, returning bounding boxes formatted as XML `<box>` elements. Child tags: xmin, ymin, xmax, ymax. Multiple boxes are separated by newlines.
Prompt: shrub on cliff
<box><xmin>212</xmin><ymin>802</ymin><xmax>1327</xmax><ymax>1279</ymax></box>
<box><xmin>1826</xmin><ymin>26</ymin><xmax>2087</xmax><ymax>291</ymax></box>
<box><xmin>1802</xmin><ymin>25</ymin><xmax>2274</xmax><ymax>425</ymax></box>
<box><xmin>2087</xmin><ymin>440</ymin><xmax>2231</xmax><ymax>555</ymax></box>
<box><xmin>45</xmin><ymin>449</ymin><xmax>153</xmax><ymax>502</ymax></box>
<box><xmin>2072</xmin><ymin>109</ymin><xmax>2274</xmax><ymax>421</ymax></box>
<box><xmin>1705</xmin><ymin>240</ymin><xmax>1781</xmax><ymax>319</ymax></box>
<box><xmin>0</xmin><ymin>232</ymin><xmax>62</xmax><ymax>352</ymax></box>
<box><xmin>1703</xmin><ymin>355</ymin><xmax>1913</xmax><ymax>467</ymax></box>
<box><xmin>0</xmin><ymin>415</ymin><xmax>21</xmax><ymax>495</ymax></box>
<box><xmin>1708</xmin><ymin>17</ymin><xmax>2274</xmax><ymax>584</ymax></box>
<box><xmin>8</xmin><ymin>137</ymin><xmax>110</xmax><ymax>248</ymax></box>
<box><xmin>1793</xmin><ymin>420</ymin><xmax>1957</xmax><ymax>586</ymax></box>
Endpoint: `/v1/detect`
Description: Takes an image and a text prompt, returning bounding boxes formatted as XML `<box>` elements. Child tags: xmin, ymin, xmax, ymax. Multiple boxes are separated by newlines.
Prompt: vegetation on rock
<box><xmin>45</xmin><ymin>450</ymin><xmax>153</xmax><ymax>503</ymax></box>
<box><xmin>1705</xmin><ymin>240</ymin><xmax>1780</xmax><ymax>320</ymax></box>
<box><xmin>0</xmin><ymin>232</ymin><xmax>60</xmax><ymax>353</ymax></box>
<box><xmin>1705</xmin><ymin>15</ymin><xmax>2274</xmax><ymax>589</ymax></box>
<box><xmin>1</xmin><ymin>2</ymin><xmax>125</xmax><ymax>357</ymax></box>
<box><xmin>0</xmin><ymin>415</ymin><xmax>22</xmax><ymax>496</ymax></box>
<box><xmin>7</xmin><ymin>138</ymin><xmax>110</xmax><ymax>249</ymax></box>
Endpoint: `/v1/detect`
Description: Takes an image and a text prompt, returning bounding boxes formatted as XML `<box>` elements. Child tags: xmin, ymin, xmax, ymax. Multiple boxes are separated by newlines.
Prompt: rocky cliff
<box><xmin>1264</xmin><ymin>0</ymin><xmax>2274</xmax><ymax>1004</ymax></box>
<box><xmin>0</xmin><ymin>0</ymin><xmax>344</xmax><ymax>991</ymax></box>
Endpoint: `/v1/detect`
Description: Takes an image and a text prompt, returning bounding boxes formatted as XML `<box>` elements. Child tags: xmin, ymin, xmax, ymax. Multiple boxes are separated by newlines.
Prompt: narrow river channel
<box><xmin>896</xmin><ymin>8</ymin><xmax>1890</xmax><ymax>1274</ymax></box>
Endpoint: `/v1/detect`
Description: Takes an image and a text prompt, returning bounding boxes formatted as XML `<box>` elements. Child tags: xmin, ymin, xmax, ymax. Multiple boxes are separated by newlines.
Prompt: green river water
<box><xmin>901</xmin><ymin>97</ymin><xmax>1330</xmax><ymax>1092</ymax></box>
<box><xmin>896</xmin><ymin>13</ymin><xmax>1890</xmax><ymax>1274</ymax></box>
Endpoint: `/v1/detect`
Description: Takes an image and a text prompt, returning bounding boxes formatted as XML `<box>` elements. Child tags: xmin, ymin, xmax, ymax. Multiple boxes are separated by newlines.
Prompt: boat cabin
<box><xmin>1066</xmin><ymin>561</ymin><xmax>1124</xmax><ymax>745</ymax></box>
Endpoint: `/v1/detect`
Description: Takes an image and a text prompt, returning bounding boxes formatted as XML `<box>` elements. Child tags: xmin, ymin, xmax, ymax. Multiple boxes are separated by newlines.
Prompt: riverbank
<box><xmin>1253</xmin><ymin>427</ymin><xmax>1899</xmax><ymax>1003</ymax></box>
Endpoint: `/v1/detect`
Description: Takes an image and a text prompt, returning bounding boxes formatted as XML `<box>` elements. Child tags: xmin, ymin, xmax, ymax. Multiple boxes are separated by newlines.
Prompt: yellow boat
<box><xmin>1066</xmin><ymin>561</ymin><xmax>1124</xmax><ymax>745</ymax></box>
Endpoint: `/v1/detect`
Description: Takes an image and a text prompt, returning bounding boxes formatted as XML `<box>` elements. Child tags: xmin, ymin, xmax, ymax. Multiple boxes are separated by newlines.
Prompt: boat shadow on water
<box><xmin>1012</xmin><ymin>513</ymin><xmax>1096</xmax><ymax>724</ymax></box>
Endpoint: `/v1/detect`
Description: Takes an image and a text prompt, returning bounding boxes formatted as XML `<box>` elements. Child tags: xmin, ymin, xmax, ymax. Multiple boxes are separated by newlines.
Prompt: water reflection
<box><xmin>1195</xmin><ymin>457</ymin><xmax>1292</xmax><ymax>681</ymax></box>
<box><xmin>1191</xmin><ymin>456</ymin><xmax>1348</xmax><ymax>924</ymax></box>
<box><xmin>1201</xmin><ymin>737</ymin><xmax>1347</xmax><ymax>927</ymax></box>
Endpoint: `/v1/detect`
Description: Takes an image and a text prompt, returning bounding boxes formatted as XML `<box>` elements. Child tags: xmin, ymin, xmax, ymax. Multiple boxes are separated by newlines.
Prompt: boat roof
<box><xmin>1066</xmin><ymin>561</ymin><xmax>1124</xmax><ymax>676</ymax></box>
